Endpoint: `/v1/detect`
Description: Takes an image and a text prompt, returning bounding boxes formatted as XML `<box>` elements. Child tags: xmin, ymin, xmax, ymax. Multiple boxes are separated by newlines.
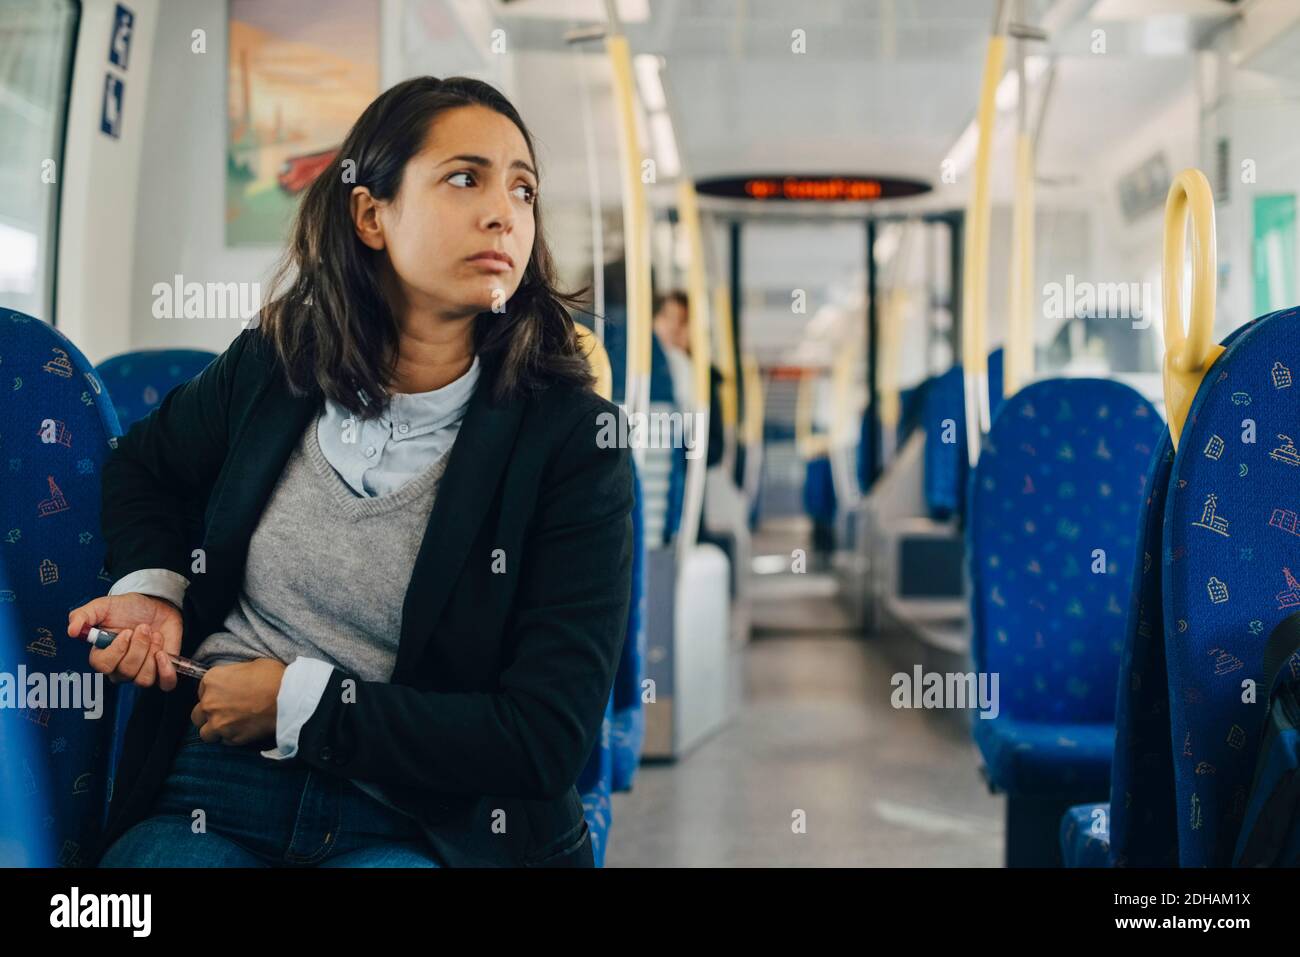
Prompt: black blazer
<box><xmin>91</xmin><ymin>328</ymin><xmax>634</xmax><ymax>867</ymax></box>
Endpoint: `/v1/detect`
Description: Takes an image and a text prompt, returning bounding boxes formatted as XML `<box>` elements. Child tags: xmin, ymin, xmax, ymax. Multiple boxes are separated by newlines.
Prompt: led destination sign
<box><xmin>696</xmin><ymin>174</ymin><xmax>931</xmax><ymax>202</ymax></box>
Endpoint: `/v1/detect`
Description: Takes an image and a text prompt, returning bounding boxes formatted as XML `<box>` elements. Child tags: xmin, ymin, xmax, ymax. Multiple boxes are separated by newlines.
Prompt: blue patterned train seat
<box><xmin>1061</xmin><ymin>434</ymin><xmax>1177</xmax><ymax>867</ymax></box>
<box><xmin>96</xmin><ymin>349</ymin><xmax>217</xmax><ymax>429</ymax></box>
<box><xmin>1059</xmin><ymin>801</ymin><xmax>1111</xmax><ymax>868</ymax></box>
<box><xmin>611</xmin><ymin>461</ymin><xmax>646</xmax><ymax>792</ymax></box>
<box><xmin>923</xmin><ymin>366</ymin><xmax>966</xmax><ymax>520</ymax></box>
<box><xmin>1106</xmin><ymin>430</ymin><xmax>1181</xmax><ymax>866</ymax></box>
<box><xmin>1059</xmin><ymin>320</ymin><xmax>1264</xmax><ymax>868</ymax></box>
<box><xmin>0</xmin><ymin>558</ymin><xmax>52</xmax><ymax>865</ymax></box>
<box><xmin>987</xmin><ymin>347</ymin><xmax>1006</xmax><ymax>424</ymax></box>
<box><xmin>969</xmin><ymin>377</ymin><xmax>1162</xmax><ymax>863</ymax></box>
<box><xmin>1162</xmin><ymin>305</ymin><xmax>1300</xmax><ymax>866</ymax></box>
<box><xmin>923</xmin><ymin>349</ymin><xmax>1005</xmax><ymax>521</ymax></box>
<box><xmin>576</xmin><ymin>695</ymin><xmax>613</xmax><ymax>867</ymax></box>
<box><xmin>803</xmin><ymin>455</ymin><xmax>836</xmax><ymax>524</ymax></box>
<box><xmin>0</xmin><ymin>310</ymin><xmax>126</xmax><ymax>866</ymax></box>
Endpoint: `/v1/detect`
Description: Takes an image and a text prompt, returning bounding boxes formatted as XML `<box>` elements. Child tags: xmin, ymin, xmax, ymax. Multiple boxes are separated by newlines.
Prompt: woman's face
<box><xmin>367</xmin><ymin>104</ymin><xmax>539</xmax><ymax>321</ymax></box>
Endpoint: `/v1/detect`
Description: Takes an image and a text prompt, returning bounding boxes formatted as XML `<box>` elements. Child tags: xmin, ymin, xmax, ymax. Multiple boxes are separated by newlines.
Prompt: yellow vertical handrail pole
<box><xmin>676</xmin><ymin>179</ymin><xmax>713</xmax><ymax>557</ymax></box>
<box><xmin>830</xmin><ymin>324</ymin><xmax>861</xmax><ymax>506</ymax></box>
<box><xmin>741</xmin><ymin>355</ymin><xmax>765</xmax><ymax>501</ymax></box>
<box><xmin>742</xmin><ymin>355</ymin><xmax>763</xmax><ymax>447</ymax></box>
<box><xmin>1162</xmin><ymin>168</ymin><xmax>1223</xmax><ymax>451</ymax></box>
<box><xmin>1004</xmin><ymin>133</ymin><xmax>1035</xmax><ymax>396</ymax></box>
<box><xmin>878</xmin><ymin>287</ymin><xmax>904</xmax><ymax>442</ymax></box>
<box><xmin>878</xmin><ymin>221</ymin><xmax>914</xmax><ymax>454</ymax></box>
<box><xmin>605</xmin><ymin>33</ymin><xmax>652</xmax><ymax>468</ymax></box>
<box><xmin>1003</xmin><ymin>7</ymin><xmax>1052</xmax><ymax>400</ymax></box>
<box><xmin>678</xmin><ymin>181</ymin><xmax>712</xmax><ymax>417</ymax></box>
<box><xmin>713</xmin><ymin>280</ymin><xmax>742</xmax><ymax>493</ymax></box>
<box><xmin>713</xmin><ymin>282</ymin><xmax>739</xmax><ymax>433</ymax></box>
<box><xmin>961</xmin><ymin>8</ymin><xmax>1007</xmax><ymax>467</ymax></box>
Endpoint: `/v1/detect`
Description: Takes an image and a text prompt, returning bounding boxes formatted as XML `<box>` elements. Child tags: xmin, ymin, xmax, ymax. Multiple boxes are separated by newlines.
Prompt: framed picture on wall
<box><xmin>225</xmin><ymin>0</ymin><xmax>379</xmax><ymax>247</ymax></box>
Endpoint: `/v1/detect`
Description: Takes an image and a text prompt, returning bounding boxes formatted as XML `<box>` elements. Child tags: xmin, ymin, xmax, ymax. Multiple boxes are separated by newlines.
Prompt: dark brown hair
<box><xmin>653</xmin><ymin>289</ymin><xmax>689</xmax><ymax>316</ymax></box>
<box><xmin>258</xmin><ymin>75</ymin><xmax>593</xmax><ymax>417</ymax></box>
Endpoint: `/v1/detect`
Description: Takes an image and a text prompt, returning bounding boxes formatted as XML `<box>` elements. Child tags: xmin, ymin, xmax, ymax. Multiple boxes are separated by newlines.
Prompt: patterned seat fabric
<box><xmin>1060</xmin><ymin>801</ymin><xmax>1111</xmax><ymax>867</ymax></box>
<box><xmin>1162</xmin><ymin>305</ymin><xmax>1300</xmax><ymax>866</ymax></box>
<box><xmin>96</xmin><ymin>349</ymin><xmax>217</xmax><ymax>429</ymax></box>
<box><xmin>0</xmin><ymin>310</ymin><xmax>124</xmax><ymax>866</ymax></box>
<box><xmin>923</xmin><ymin>365</ymin><xmax>966</xmax><ymax>520</ymax></box>
<box><xmin>1103</xmin><ymin>432</ymin><xmax>1179</xmax><ymax>866</ymax></box>
<box><xmin>923</xmin><ymin>349</ymin><xmax>1005</xmax><ymax>521</ymax></box>
<box><xmin>1062</xmin><ymin>322</ymin><xmax>1264</xmax><ymax>868</ymax></box>
<box><xmin>973</xmin><ymin>720</ymin><xmax>1116</xmax><ymax>796</ymax></box>
<box><xmin>0</xmin><ymin>559</ymin><xmax>52</xmax><ymax>865</ymax></box>
<box><xmin>611</xmin><ymin>462</ymin><xmax>647</xmax><ymax>791</ymax></box>
<box><xmin>987</xmin><ymin>347</ymin><xmax>1006</xmax><ymax>425</ymax></box>
<box><xmin>577</xmin><ymin>695</ymin><xmax>613</xmax><ymax>867</ymax></box>
<box><xmin>969</xmin><ymin>378</ymin><xmax>1163</xmax><ymax>798</ymax></box>
<box><xmin>803</xmin><ymin>456</ymin><xmax>836</xmax><ymax>523</ymax></box>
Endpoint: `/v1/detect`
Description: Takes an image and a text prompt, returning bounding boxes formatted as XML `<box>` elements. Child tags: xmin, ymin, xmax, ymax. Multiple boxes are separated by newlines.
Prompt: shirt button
<box><xmin>364</xmin><ymin>446</ymin><xmax>376</xmax><ymax>458</ymax></box>
<box><xmin>319</xmin><ymin>746</ymin><xmax>332</xmax><ymax>762</ymax></box>
<box><xmin>398</xmin><ymin>423</ymin><xmax>409</xmax><ymax>435</ymax></box>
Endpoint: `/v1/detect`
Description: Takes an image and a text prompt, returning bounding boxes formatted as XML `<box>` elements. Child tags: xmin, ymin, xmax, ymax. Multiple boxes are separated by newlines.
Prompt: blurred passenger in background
<box><xmin>652</xmin><ymin>290</ymin><xmax>729</xmax><ymax>565</ymax></box>
<box><xmin>652</xmin><ymin>289</ymin><xmax>723</xmax><ymax>469</ymax></box>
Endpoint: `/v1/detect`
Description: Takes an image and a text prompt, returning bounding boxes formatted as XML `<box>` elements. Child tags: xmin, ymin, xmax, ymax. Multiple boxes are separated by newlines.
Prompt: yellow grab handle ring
<box><xmin>1162</xmin><ymin>168</ymin><xmax>1223</xmax><ymax>451</ymax></box>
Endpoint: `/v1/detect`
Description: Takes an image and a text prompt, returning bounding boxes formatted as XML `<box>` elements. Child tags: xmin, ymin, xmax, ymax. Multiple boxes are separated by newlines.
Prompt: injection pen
<box><xmin>73</xmin><ymin>623</ymin><xmax>210</xmax><ymax>679</ymax></box>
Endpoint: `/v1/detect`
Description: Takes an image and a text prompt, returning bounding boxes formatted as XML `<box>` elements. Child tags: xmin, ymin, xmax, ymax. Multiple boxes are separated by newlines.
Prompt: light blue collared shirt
<box><xmin>109</xmin><ymin>355</ymin><xmax>481</xmax><ymax>763</ymax></box>
<box><xmin>315</xmin><ymin>356</ymin><xmax>480</xmax><ymax>497</ymax></box>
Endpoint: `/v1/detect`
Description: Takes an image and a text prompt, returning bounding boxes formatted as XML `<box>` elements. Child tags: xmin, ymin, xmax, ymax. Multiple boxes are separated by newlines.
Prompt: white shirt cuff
<box><xmin>260</xmin><ymin>657</ymin><xmax>334</xmax><ymax>761</ymax></box>
<box><xmin>109</xmin><ymin>568</ymin><xmax>190</xmax><ymax>610</ymax></box>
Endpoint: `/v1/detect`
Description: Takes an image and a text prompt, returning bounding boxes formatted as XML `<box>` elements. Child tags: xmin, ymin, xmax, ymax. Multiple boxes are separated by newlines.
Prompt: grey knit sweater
<box><xmin>190</xmin><ymin>419</ymin><xmax>451</xmax><ymax>817</ymax></box>
<box><xmin>192</xmin><ymin>420</ymin><xmax>449</xmax><ymax>678</ymax></box>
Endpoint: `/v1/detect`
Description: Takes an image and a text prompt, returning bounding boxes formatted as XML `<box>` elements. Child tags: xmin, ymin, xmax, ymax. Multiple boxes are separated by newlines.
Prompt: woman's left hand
<box><xmin>191</xmin><ymin>658</ymin><xmax>286</xmax><ymax>746</ymax></box>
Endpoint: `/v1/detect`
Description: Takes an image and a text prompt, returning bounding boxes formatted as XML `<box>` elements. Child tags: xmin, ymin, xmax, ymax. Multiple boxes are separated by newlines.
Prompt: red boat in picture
<box><xmin>277</xmin><ymin>147</ymin><xmax>339</xmax><ymax>194</ymax></box>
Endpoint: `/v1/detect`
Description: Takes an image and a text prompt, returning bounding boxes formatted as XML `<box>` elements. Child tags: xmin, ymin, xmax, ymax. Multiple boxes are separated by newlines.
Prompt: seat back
<box><xmin>987</xmin><ymin>347</ymin><xmax>1006</xmax><ymax>423</ymax></box>
<box><xmin>0</xmin><ymin>558</ymin><xmax>54</xmax><ymax>865</ymax></box>
<box><xmin>802</xmin><ymin>456</ymin><xmax>836</xmax><ymax>524</ymax></box>
<box><xmin>1105</xmin><ymin>320</ymin><xmax>1261</xmax><ymax>866</ymax></box>
<box><xmin>968</xmin><ymin>378</ymin><xmax>1162</xmax><ymax>724</ymax></box>
<box><xmin>923</xmin><ymin>349</ymin><xmax>1004</xmax><ymax>521</ymax></box>
<box><xmin>923</xmin><ymin>365</ymin><xmax>966</xmax><ymax>519</ymax></box>
<box><xmin>576</xmin><ymin>695</ymin><xmax>613</xmax><ymax>867</ymax></box>
<box><xmin>1106</xmin><ymin>431</ymin><xmax>1178</xmax><ymax>865</ymax></box>
<box><xmin>96</xmin><ymin>349</ymin><xmax>217</xmax><ymax>429</ymax></box>
<box><xmin>1162</xmin><ymin>304</ymin><xmax>1300</xmax><ymax>865</ymax></box>
<box><xmin>611</xmin><ymin>461</ymin><xmax>647</xmax><ymax>791</ymax></box>
<box><xmin>0</xmin><ymin>309</ymin><xmax>124</xmax><ymax>866</ymax></box>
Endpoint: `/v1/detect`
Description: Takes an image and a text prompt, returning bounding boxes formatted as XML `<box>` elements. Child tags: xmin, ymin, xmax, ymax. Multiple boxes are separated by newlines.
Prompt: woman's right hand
<box><xmin>68</xmin><ymin>593</ymin><xmax>185</xmax><ymax>691</ymax></box>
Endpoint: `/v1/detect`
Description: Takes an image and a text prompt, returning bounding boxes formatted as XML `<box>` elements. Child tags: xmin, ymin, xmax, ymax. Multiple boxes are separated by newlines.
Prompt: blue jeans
<box><xmin>100</xmin><ymin>723</ymin><xmax>441</xmax><ymax>867</ymax></box>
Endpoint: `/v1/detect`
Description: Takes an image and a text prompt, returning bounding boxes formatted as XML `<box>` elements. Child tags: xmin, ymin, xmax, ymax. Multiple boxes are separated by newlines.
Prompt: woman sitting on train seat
<box><xmin>67</xmin><ymin>75</ymin><xmax>634</xmax><ymax>868</ymax></box>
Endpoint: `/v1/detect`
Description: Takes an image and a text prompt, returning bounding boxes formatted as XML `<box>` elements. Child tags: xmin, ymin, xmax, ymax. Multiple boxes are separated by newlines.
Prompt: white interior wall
<box><xmin>118</xmin><ymin>0</ymin><xmax>608</xmax><ymax>359</ymax></box>
<box><xmin>125</xmin><ymin>0</ymin><xmax>276</xmax><ymax>357</ymax></box>
<box><xmin>57</xmin><ymin>0</ymin><xmax>160</xmax><ymax>361</ymax></box>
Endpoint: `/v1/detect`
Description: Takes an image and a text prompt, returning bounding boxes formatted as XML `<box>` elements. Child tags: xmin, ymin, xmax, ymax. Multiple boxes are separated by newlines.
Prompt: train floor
<box><xmin>605</xmin><ymin>518</ymin><xmax>1004</xmax><ymax>867</ymax></box>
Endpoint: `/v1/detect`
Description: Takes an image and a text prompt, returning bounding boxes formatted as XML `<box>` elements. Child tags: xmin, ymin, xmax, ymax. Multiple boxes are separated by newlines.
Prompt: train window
<box><xmin>0</xmin><ymin>0</ymin><xmax>79</xmax><ymax>321</ymax></box>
